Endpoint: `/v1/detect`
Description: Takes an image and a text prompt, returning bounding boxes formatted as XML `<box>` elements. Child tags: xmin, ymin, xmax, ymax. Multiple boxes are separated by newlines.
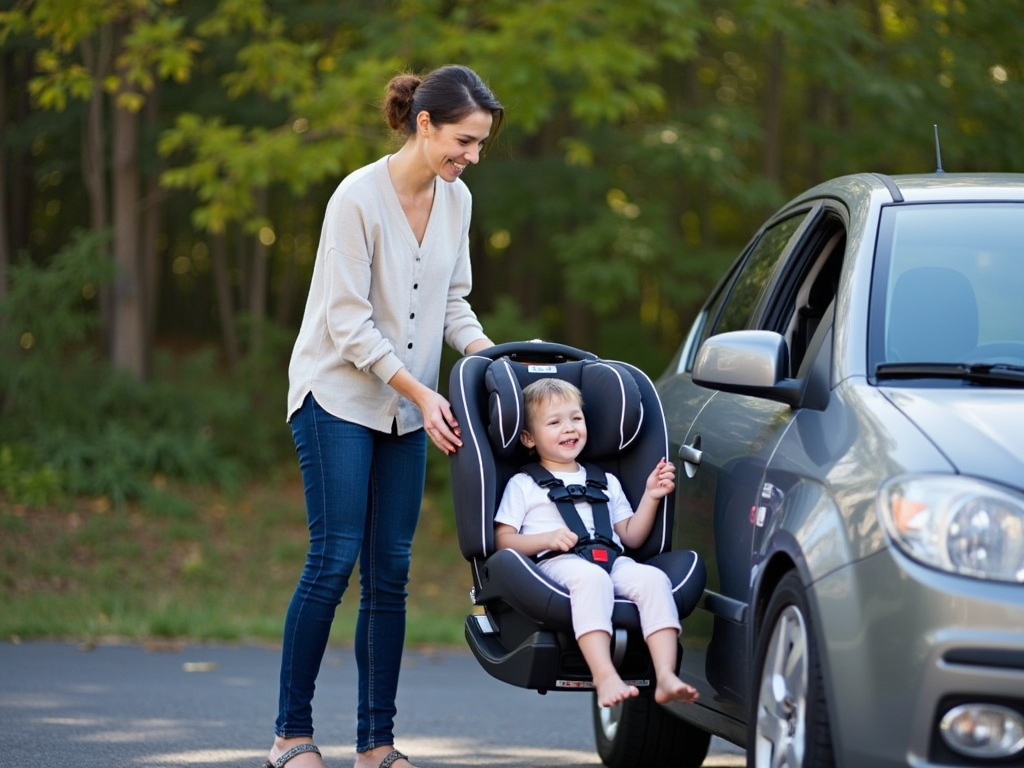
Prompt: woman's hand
<box><xmin>418</xmin><ymin>389</ymin><xmax>462</xmax><ymax>455</ymax></box>
<box><xmin>387</xmin><ymin>368</ymin><xmax>463</xmax><ymax>454</ymax></box>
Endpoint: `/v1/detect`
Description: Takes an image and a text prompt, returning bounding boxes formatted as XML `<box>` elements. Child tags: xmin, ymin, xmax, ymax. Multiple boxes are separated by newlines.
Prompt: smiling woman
<box><xmin>265</xmin><ymin>65</ymin><xmax>506</xmax><ymax>768</ymax></box>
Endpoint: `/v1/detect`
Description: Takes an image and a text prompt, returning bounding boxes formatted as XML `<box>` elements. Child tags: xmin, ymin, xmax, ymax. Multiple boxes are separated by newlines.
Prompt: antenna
<box><xmin>933</xmin><ymin>124</ymin><xmax>944</xmax><ymax>174</ymax></box>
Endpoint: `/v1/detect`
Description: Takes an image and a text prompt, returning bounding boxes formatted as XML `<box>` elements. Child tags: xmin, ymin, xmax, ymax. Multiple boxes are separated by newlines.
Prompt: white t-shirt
<box><xmin>495</xmin><ymin>465</ymin><xmax>635</xmax><ymax>556</ymax></box>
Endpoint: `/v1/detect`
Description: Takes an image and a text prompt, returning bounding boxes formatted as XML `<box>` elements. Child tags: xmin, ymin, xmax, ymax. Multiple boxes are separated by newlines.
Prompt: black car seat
<box><xmin>448</xmin><ymin>340</ymin><xmax>707</xmax><ymax>694</ymax></box>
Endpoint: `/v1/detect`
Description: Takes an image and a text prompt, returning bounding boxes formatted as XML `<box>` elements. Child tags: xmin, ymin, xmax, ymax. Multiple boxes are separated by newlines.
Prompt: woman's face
<box><xmin>416</xmin><ymin>108</ymin><xmax>494</xmax><ymax>182</ymax></box>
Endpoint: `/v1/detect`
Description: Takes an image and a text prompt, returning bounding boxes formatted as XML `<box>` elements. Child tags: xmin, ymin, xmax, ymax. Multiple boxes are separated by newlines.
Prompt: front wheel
<box><xmin>593</xmin><ymin>692</ymin><xmax>711</xmax><ymax>768</ymax></box>
<box><xmin>748</xmin><ymin>571</ymin><xmax>834</xmax><ymax>768</ymax></box>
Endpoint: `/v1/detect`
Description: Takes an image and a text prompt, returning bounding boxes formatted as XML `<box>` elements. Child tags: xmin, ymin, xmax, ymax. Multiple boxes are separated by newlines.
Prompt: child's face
<box><xmin>521</xmin><ymin>394</ymin><xmax>587</xmax><ymax>468</ymax></box>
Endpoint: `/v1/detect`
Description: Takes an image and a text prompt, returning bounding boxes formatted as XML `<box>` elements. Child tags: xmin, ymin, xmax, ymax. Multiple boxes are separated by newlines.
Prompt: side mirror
<box><xmin>693</xmin><ymin>331</ymin><xmax>804</xmax><ymax>407</ymax></box>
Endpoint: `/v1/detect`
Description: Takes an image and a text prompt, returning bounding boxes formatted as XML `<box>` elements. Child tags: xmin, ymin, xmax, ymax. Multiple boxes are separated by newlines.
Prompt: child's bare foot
<box><xmin>595</xmin><ymin>674</ymin><xmax>640</xmax><ymax>707</ymax></box>
<box><xmin>654</xmin><ymin>673</ymin><xmax>699</xmax><ymax>705</ymax></box>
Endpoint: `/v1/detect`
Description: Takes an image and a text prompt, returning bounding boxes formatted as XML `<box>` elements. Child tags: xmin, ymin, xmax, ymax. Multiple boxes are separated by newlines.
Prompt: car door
<box><xmin>662</xmin><ymin>201</ymin><xmax>847</xmax><ymax>726</ymax></box>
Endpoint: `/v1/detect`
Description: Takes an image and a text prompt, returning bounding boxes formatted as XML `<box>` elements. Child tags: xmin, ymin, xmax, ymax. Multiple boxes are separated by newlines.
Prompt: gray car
<box><xmin>593</xmin><ymin>173</ymin><xmax>1024</xmax><ymax>768</ymax></box>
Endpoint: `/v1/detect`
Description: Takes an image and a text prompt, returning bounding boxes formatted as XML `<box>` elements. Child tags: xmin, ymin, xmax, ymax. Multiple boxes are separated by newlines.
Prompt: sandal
<box><xmin>260</xmin><ymin>742</ymin><xmax>322</xmax><ymax>768</ymax></box>
<box><xmin>378</xmin><ymin>749</ymin><xmax>408</xmax><ymax>768</ymax></box>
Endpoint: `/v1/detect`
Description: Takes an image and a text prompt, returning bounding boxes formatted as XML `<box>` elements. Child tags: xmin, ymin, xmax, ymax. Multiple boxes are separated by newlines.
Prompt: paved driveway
<box><xmin>0</xmin><ymin>641</ymin><xmax>745</xmax><ymax>767</ymax></box>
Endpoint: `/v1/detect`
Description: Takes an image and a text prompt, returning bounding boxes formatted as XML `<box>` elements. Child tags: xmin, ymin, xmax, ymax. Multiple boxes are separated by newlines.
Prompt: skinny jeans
<box><xmin>276</xmin><ymin>393</ymin><xmax>426</xmax><ymax>752</ymax></box>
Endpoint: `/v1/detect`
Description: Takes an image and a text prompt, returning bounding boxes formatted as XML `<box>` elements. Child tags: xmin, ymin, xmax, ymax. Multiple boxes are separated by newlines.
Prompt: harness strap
<box><xmin>521</xmin><ymin>462</ymin><xmax>623</xmax><ymax>572</ymax></box>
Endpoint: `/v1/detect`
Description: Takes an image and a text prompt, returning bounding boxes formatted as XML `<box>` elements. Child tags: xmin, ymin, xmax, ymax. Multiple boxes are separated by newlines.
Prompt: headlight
<box><xmin>880</xmin><ymin>475</ymin><xmax>1024</xmax><ymax>582</ymax></box>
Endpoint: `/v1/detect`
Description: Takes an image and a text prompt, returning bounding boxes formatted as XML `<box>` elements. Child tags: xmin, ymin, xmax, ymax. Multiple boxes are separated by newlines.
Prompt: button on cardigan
<box><xmin>287</xmin><ymin>155</ymin><xmax>486</xmax><ymax>434</ymax></box>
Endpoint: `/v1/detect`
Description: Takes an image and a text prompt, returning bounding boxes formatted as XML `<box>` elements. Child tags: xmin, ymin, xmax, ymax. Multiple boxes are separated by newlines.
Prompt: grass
<box><xmin>0</xmin><ymin>467</ymin><xmax>474</xmax><ymax>648</ymax></box>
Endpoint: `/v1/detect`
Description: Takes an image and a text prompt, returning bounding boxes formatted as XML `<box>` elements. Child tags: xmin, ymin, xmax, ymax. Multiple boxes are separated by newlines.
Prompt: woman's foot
<box><xmin>265</xmin><ymin>737</ymin><xmax>324</xmax><ymax>768</ymax></box>
<box><xmin>654</xmin><ymin>672</ymin><xmax>699</xmax><ymax>705</ymax></box>
<box><xmin>594</xmin><ymin>672</ymin><xmax>640</xmax><ymax>707</ymax></box>
<box><xmin>354</xmin><ymin>745</ymin><xmax>418</xmax><ymax>768</ymax></box>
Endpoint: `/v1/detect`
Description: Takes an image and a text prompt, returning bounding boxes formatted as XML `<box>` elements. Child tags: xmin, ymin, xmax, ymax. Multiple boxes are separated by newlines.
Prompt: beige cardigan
<box><xmin>287</xmin><ymin>155</ymin><xmax>486</xmax><ymax>433</ymax></box>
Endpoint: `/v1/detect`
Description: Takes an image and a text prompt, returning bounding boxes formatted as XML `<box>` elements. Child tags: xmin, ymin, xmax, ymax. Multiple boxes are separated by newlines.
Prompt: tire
<box><xmin>593</xmin><ymin>692</ymin><xmax>711</xmax><ymax>768</ymax></box>
<box><xmin>748</xmin><ymin>571</ymin><xmax>835</xmax><ymax>768</ymax></box>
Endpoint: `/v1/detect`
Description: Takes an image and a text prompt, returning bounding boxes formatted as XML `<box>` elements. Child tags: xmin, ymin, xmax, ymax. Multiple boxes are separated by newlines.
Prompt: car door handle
<box><xmin>679</xmin><ymin>440</ymin><xmax>702</xmax><ymax>478</ymax></box>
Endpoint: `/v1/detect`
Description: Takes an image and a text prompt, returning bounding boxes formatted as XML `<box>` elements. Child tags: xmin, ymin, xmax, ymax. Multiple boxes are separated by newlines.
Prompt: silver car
<box><xmin>594</xmin><ymin>173</ymin><xmax>1024</xmax><ymax>768</ymax></box>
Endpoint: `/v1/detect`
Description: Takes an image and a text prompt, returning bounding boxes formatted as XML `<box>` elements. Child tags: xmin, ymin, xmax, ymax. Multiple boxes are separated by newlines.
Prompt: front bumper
<box><xmin>813</xmin><ymin>547</ymin><xmax>1024</xmax><ymax>768</ymax></box>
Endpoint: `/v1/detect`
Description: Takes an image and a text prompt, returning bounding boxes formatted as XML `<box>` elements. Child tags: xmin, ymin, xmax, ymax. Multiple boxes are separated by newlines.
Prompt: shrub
<box><xmin>0</xmin><ymin>230</ymin><xmax>291</xmax><ymax>506</ymax></box>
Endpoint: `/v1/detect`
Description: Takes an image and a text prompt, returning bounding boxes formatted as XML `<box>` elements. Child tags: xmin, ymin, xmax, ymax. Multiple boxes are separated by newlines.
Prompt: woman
<box><xmin>262</xmin><ymin>65</ymin><xmax>504</xmax><ymax>768</ymax></box>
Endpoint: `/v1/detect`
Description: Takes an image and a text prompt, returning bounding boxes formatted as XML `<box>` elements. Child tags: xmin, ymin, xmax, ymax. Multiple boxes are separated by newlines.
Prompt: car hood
<box><xmin>882</xmin><ymin>387</ymin><xmax>1024</xmax><ymax>481</ymax></box>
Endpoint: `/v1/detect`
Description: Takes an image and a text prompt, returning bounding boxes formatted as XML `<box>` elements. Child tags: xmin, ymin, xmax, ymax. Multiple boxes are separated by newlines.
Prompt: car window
<box><xmin>871</xmin><ymin>202</ymin><xmax>1024</xmax><ymax>368</ymax></box>
<box><xmin>673</xmin><ymin>253</ymin><xmax>746</xmax><ymax>374</ymax></box>
<box><xmin>762</xmin><ymin>210</ymin><xmax>847</xmax><ymax>375</ymax></box>
<box><xmin>711</xmin><ymin>213</ymin><xmax>807</xmax><ymax>337</ymax></box>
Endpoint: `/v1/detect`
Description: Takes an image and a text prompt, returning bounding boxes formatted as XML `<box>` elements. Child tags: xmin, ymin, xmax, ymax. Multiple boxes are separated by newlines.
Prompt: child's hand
<box><xmin>646</xmin><ymin>458</ymin><xmax>676</xmax><ymax>499</ymax></box>
<box><xmin>546</xmin><ymin>528</ymin><xmax>579</xmax><ymax>552</ymax></box>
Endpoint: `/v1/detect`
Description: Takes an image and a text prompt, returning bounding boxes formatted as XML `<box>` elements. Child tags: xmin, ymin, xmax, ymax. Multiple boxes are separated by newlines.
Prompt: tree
<box><xmin>1</xmin><ymin>0</ymin><xmax>199</xmax><ymax>378</ymax></box>
<box><xmin>5</xmin><ymin>0</ymin><xmax>1024</xmax><ymax>380</ymax></box>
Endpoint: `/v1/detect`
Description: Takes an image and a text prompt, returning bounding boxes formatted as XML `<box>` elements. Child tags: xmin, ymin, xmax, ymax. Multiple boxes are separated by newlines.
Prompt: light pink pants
<box><xmin>538</xmin><ymin>554</ymin><xmax>681</xmax><ymax>640</ymax></box>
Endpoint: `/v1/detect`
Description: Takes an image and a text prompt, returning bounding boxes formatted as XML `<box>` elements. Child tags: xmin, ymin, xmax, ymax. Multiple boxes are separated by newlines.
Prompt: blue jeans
<box><xmin>276</xmin><ymin>394</ymin><xmax>427</xmax><ymax>752</ymax></box>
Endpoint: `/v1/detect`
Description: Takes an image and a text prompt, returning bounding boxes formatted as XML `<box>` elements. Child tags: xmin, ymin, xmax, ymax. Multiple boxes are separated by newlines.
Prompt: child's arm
<box><xmin>495</xmin><ymin>522</ymin><xmax>579</xmax><ymax>557</ymax></box>
<box><xmin>614</xmin><ymin>458</ymin><xmax>676</xmax><ymax>550</ymax></box>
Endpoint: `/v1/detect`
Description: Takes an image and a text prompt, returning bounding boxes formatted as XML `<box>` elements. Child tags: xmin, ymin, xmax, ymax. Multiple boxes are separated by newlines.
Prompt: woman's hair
<box><xmin>522</xmin><ymin>379</ymin><xmax>584</xmax><ymax>427</ymax></box>
<box><xmin>383</xmin><ymin>65</ymin><xmax>505</xmax><ymax>144</ymax></box>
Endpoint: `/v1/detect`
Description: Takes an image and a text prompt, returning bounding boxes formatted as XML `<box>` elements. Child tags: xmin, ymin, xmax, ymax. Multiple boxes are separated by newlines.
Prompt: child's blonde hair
<box><xmin>522</xmin><ymin>378</ymin><xmax>584</xmax><ymax>428</ymax></box>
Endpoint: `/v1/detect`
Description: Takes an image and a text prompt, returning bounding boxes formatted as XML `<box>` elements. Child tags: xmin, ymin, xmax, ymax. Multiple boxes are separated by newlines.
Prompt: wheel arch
<box><xmin>748</xmin><ymin>540</ymin><xmax>847</xmax><ymax>768</ymax></box>
<box><xmin>749</xmin><ymin>535</ymin><xmax>804</xmax><ymax>642</ymax></box>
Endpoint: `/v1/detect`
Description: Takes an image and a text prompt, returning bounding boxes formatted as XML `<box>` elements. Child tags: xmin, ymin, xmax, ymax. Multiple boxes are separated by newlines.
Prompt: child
<box><xmin>494</xmin><ymin>378</ymin><xmax>699</xmax><ymax>708</ymax></box>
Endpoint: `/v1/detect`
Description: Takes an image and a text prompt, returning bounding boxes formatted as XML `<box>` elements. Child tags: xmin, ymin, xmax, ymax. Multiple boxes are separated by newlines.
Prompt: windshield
<box><xmin>871</xmin><ymin>202</ymin><xmax>1024</xmax><ymax>381</ymax></box>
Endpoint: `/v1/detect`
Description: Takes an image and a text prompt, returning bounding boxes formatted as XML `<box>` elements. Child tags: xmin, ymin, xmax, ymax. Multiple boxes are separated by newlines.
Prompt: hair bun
<box><xmin>383</xmin><ymin>73</ymin><xmax>422</xmax><ymax>131</ymax></box>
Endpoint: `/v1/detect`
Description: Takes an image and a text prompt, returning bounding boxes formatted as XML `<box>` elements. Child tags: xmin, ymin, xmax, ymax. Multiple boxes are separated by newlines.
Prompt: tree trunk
<box><xmin>0</xmin><ymin>53</ymin><xmax>10</xmax><ymax>306</ymax></box>
<box><xmin>563</xmin><ymin>296</ymin><xmax>593</xmax><ymax>351</ymax></box>
<box><xmin>247</xmin><ymin>187</ymin><xmax>269</xmax><ymax>358</ymax></box>
<box><xmin>211</xmin><ymin>232</ymin><xmax>241</xmax><ymax>369</ymax></box>
<box><xmin>111</xmin><ymin>100</ymin><xmax>146</xmax><ymax>378</ymax></box>
<box><xmin>7</xmin><ymin>55</ymin><xmax>31</xmax><ymax>259</ymax></box>
<box><xmin>109</xmin><ymin>18</ymin><xmax>146</xmax><ymax>379</ymax></box>
<box><xmin>80</xmin><ymin>29</ymin><xmax>113</xmax><ymax>348</ymax></box>
<box><xmin>141</xmin><ymin>89</ymin><xmax>162</xmax><ymax>351</ymax></box>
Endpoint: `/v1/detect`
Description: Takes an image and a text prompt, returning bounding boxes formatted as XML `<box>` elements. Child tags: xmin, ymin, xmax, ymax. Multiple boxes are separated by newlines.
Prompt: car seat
<box><xmin>448</xmin><ymin>340</ymin><xmax>707</xmax><ymax>693</ymax></box>
<box><xmin>888</xmin><ymin>266</ymin><xmax>979</xmax><ymax>361</ymax></box>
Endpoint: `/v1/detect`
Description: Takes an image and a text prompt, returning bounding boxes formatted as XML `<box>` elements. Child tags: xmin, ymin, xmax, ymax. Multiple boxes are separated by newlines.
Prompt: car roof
<box><xmin>792</xmin><ymin>172</ymin><xmax>1024</xmax><ymax>209</ymax></box>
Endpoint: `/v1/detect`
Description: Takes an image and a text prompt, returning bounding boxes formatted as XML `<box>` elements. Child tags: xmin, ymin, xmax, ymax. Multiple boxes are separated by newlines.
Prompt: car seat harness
<box><xmin>521</xmin><ymin>462</ymin><xmax>623</xmax><ymax>572</ymax></box>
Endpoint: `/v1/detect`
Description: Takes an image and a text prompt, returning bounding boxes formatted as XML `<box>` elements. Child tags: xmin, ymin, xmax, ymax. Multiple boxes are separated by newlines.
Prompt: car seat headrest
<box><xmin>485</xmin><ymin>358</ymin><xmax>524</xmax><ymax>458</ymax></box>
<box><xmin>579</xmin><ymin>361</ymin><xmax>644</xmax><ymax>458</ymax></box>
<box><xmin>483</xmin><ymin>357</ymin><xmax>644</xmax><ymax>460</ymax></box>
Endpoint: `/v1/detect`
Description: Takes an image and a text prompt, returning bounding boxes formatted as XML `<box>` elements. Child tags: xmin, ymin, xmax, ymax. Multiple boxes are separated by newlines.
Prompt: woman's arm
<box><xmin>465</xmin><ymin>337</ymin><xmax>494</xmax><ymax>355</ymax></box>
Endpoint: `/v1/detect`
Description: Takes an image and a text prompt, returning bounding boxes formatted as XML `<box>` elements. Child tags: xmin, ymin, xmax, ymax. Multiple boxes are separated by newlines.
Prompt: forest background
<box><xmin>2</xmin><ymin>0</ymin><xmax>1023</xmax><ymax>646</ymax></box>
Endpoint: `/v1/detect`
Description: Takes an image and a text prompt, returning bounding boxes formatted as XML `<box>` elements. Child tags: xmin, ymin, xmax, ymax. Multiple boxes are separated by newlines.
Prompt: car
<box><xmin>593</xmin><ymin>172</ymin><xmax>1024</xmax><ymax>768</ymax></box>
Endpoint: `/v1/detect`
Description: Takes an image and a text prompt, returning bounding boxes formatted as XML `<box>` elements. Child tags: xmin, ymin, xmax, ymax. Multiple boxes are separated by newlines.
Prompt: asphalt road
<box><xmin>0</xmin><ymin>641</ymin><xmax>746</xmax><ymax>768</ymax></box>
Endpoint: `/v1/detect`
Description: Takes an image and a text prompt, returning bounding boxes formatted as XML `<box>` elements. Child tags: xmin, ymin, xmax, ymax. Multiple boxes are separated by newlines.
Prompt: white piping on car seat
<box><xmin>669</xmin><ymin>552</ymin><xmax>701</xmax><ymax>595</ymax></box>
<box><xmin>456</xmin><ymin>356</ymin><xmax>490</xmax><ymax>557</ymax></box>
<box><xmin>591</xmin><ymin>361</ymin><xmax>637</xmax><ymax>451</ymax></box>
<box><xmin>618</xmin><ymin>360</ymin><xmax>672</xmax><ymax>554</ymax></box>
<box><xmin>504</xmin><ymin>550</ymin><xmax>571</xmax><ymax>599</ymax></box>
<box><xmin>492</xmin><ymin>358</ymin><xmax>520</xmax><ymax>451</ymax></box>
<box><xmin>503</xmin><ymin>549</ymin><xmax>688</xmax><ymax>620</ymax></box>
